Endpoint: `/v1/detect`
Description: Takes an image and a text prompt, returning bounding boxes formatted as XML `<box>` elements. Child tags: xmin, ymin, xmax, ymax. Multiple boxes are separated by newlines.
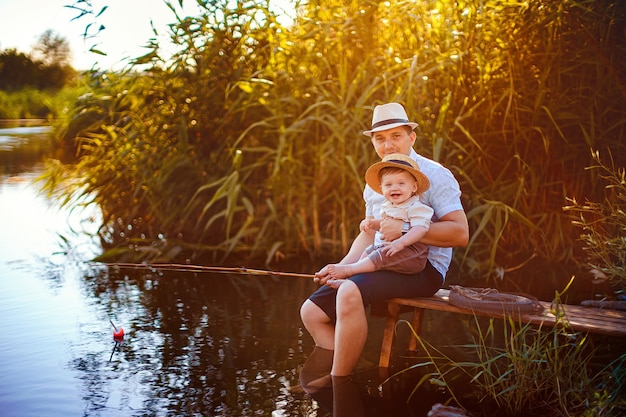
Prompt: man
<box><xmin>299</xmin><ymin>103</ymin><xmax>469</xmax><ymax>388</ymax></box>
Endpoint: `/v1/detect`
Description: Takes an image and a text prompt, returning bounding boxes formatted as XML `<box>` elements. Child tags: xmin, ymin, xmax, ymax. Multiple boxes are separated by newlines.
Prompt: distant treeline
<box><xmin>0</xmin><ymin>30</ymin><xmax>82</xmax><ymax>119</ymax></box>
<box><xmin>0</xmin><ymin>30</ymin><xmax>76</xmax><ymax>92</ymax></box>
<box><xmin>0</xmin><ymin>49</ymin><xmax>75</xmax><ymax>92</ymax></box>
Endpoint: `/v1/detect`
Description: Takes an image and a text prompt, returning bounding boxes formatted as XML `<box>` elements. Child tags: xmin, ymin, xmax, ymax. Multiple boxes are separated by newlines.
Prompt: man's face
<box><xmin>370</xmin><ymin>126</ymin><xmax>416</xmax><ymax>159</ymax></box>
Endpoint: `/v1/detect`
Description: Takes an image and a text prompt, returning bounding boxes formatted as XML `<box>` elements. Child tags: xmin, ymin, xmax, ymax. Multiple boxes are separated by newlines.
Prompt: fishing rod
<box><xmin>97</xmin><ymin>262</ymin><xmax>317</xmax><ymax>279</ymax></box>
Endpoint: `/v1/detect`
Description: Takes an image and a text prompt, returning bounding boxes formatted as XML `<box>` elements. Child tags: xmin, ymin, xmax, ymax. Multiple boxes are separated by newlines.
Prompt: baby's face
<box><xmin>380</xmin><ymin>171</ymin><xmax>418</xmax><ymax>204</ymax></box>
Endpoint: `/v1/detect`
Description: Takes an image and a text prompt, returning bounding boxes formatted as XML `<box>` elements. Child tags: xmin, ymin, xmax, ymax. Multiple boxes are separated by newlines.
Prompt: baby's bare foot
<box><xmin>328</xmin><ymin>264</ymin><xmax>353</xmax><ymax>279</ymax></box>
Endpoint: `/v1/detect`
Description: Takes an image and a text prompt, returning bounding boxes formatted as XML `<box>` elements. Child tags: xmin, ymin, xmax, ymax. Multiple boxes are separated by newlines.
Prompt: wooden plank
<box><xmin>554</xmin><ymin>304</ymin><xmax>626</xmax><ymax>336</ymax></box>
<box><xmin>386</xmin><ymin>293</ymin><xmax>626</xmax><ymax>337</ymax></box>
<box><xmin>379</xmin><ymin>302</ymin><xmax>401</xmax><ymax>368</ymax></box>
<box><xmin>407</xmin><ymin>308</ymin><xmax>424</xmax><ymax>352</ymax></box>
<box><xmin>380</xmin><ymin>290</ymin><xmax>626</xmax><ymax>369</ymax></box>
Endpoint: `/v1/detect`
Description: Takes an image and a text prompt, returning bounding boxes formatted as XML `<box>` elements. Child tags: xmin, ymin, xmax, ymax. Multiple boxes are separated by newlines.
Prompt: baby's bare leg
<box><xmin>328</xmin><ymin>258</ymin><xmax>376</xmax><ymax>279</ymax></box>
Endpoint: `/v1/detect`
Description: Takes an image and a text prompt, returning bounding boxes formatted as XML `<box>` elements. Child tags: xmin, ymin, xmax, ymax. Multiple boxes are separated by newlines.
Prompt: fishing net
<box><xmin>448</xmin><ymin>285</ymin><xmax>544</xmax><ymax>316</ymax></box>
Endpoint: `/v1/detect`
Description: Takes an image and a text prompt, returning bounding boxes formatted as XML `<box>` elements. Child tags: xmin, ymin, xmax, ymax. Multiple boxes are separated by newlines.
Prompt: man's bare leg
<box><xmin>300</xmin><ymin>299</ymin><xmax>335</xmax><ymax>349</ymax></box>
<box><xmin>299</xmin><ymin>300</ymin><xmax>336</xmax><ymax>392</ymax></box>
<box><xmin>300</xmin><ymin>281</ymin><xmax>368</xmax><ymax>377</ymax></box>
<box><xmin>331</xmin><ymin>280</ymin><xmax>368</xmax><ymax>376</ymax></box>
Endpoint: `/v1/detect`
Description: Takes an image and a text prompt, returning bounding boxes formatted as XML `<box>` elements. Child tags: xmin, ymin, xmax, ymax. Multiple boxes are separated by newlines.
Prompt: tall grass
<box><xmin>390</xmin><ymin>304</ymin><xmax>626</xmax><ymax>416</ymax></box>
<box><xmin>564</xmin><ymin>151</ymin><xmax>626</xmax><ymax>296</ymax></box>
<box><xmin>43</xmin><ymin>0</ymin><xmax>626</xmax><ymax>293</ymax></box>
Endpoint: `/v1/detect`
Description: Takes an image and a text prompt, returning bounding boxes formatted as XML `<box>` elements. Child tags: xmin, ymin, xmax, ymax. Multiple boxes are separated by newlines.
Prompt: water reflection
<box><xmin>297</xmin><ymin>346</ymin><xmax>437</xmax><ymax>417</ymax></box>
<box><xmin>299</xmin><ymin>348</ymin><xmax>369</xmax><ymax>417</ymax></box>
<box><xmin>0</xmin><ymin>122</ymin><xmax>435</xmax><ymax>417</ymax></box>
<box><xmin>77</xmin><ymin>268</ymin><xmax>321</xmax><ymax>416</ymax></box>
<box><xmin>0</xmin><ymin>123</ymin><xmax>51</xmax><ymax>177</ymax></box>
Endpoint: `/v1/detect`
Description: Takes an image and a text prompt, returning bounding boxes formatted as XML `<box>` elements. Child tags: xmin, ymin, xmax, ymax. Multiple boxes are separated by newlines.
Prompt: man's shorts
<box><xmin>308</xmin><ymin>260</ymin><xmax>443</xmax><ymax>323</ymax></box>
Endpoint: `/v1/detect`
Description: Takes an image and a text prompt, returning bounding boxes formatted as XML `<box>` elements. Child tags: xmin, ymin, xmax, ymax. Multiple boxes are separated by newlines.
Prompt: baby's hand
<box><xmin>383</xmin><ymin>240</ymin><xmax>406</xmax><ymax>257</ymax></box>
<box><xmin>359</xmin><ymin>219</ymin><xmax>372</xmax><ymax>232</ymax></box>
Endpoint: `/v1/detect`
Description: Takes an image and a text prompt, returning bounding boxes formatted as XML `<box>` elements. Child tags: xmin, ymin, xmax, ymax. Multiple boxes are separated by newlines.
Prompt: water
<box><xmin>0</xmin><ymin>138</ymin><xmax>87</xmax><ymax>415</ymax></box>
<box><xmin>0</xmin><ymin>122</ymin><xmax>428</xmax><ymax>417</ymax></box>
<box><xmin>0</xmin><ymin>177</ymin><xmax>318</xmax><ymax>415</ymax></box>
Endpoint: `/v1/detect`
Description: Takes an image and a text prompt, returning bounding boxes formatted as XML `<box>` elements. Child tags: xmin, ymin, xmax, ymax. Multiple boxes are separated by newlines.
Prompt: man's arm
<box><xmin>421</xmin><ymin>210</ymin><xmax>469</xmax><ymax>247</ymax></box>
<box><xmin>379</xmin><ymin>210</ymin><xmax>468</xmax><ymax>247</ymax></box>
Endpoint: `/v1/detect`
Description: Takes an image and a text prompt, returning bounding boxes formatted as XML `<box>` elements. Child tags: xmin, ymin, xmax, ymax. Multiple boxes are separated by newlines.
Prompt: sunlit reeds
<box><xmin>565</xmin><ymin>151</ymin><xmax>626</xmax><ymax>296</ymax></box>
<box><xmin>40</xmin><ymin>0</ymin><xmax>626</xmax><ymax>296</ymax></box>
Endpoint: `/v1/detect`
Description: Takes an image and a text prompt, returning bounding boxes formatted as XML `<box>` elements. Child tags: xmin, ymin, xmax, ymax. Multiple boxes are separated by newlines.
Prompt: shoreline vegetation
<box><xmin>39</xmin><ymin>0</ymin><xmax>625</xmax><ymax>297</ymax></box>
<box><xmin>0</xmin><ymin>85</ymin><xmax>88</xmax><ymax>120</ymax></box>
<box><xmin>4</xmin><ymin>0</ymin><xmax>626</xmax><ymax>415</ymax></box>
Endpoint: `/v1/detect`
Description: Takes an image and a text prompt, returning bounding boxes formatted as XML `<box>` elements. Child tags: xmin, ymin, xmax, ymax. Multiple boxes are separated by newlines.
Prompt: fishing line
<box><xmin>96</xmin><ymin>262</ymin><xmax>317</xmax><ymax>279</ymax></box>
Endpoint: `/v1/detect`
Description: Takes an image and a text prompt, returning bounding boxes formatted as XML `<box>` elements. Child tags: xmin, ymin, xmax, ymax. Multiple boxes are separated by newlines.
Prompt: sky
<box><xmin>0</xmin><ymin>0</ymin><xmax>208</xmax><ymax>70</ymax></box>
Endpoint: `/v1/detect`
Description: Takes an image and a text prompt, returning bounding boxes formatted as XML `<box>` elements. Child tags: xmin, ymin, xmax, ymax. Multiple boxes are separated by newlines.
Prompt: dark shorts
<box><xmin>308</xmin><ymin>260</ymin><xmax>444</xmax><ymax>323</ymax></box>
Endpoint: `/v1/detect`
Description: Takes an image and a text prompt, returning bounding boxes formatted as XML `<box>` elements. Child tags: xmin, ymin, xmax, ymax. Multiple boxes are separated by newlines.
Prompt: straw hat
<box><xmin>362</xmin><ymin>103</ymin><xmax>418</xmax><ymax>136</ymax></box>
<box><xmin>365</xmin><ymin>153</ymin><xmax>430</xmax><ymax>195</ymax></box>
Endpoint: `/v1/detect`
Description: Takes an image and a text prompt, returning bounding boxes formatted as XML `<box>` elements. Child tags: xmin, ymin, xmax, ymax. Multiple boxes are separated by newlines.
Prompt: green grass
<box><xmin>387</xmin><ymin>304</ymin><xmax>626</xmax><ymax>416</ymax></box>
<box><xmin>0</xmin><ymin>83</ymin><xmax>88</xmax><ymax>120</ymax></box>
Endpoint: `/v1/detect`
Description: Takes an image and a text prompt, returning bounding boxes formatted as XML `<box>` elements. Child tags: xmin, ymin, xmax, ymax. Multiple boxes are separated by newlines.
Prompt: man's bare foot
<box><xmin>327</xmin><ymin>264</ymin><xmax>353</xmax><ymax>279</ymax></box>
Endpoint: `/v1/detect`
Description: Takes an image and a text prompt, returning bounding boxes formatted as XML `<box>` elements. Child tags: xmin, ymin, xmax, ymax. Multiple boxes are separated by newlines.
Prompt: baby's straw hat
<box><xmin>365</xmin><ymin>153</ymin><xmax>430</xmax><ymax>195</ymax></box>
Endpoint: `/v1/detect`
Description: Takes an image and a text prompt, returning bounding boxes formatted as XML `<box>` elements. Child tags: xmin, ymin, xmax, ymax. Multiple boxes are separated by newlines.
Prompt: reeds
<box><xmin>389</xmin><ymin>298</ymin><xmax>626</xmax><ymax>416</ymax></box>
<box><xmin>564</xmin><ymin>150</ymin><xmax>626</xmax><ymax>296</ymax></box>
<box><xmin>41</xmin><ymin>0</ymin><xmax>626</xmax><ymax>291</ymax></box>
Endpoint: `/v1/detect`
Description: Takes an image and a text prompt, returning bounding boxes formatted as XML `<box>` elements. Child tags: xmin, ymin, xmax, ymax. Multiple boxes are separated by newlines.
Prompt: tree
<box><xmin>0</xmin><ymin>31</ymin><xmax>75</xmax><ymax>91</ymax></box>
<box><xmin>32</xmin><ymin>29</ymin><xmax>72</xmax><ymax>66</ymax></box>
<box><xmin>0</xmin><ymin>49</ymin><xmax>38</xmax><ymax>91</ymax></box>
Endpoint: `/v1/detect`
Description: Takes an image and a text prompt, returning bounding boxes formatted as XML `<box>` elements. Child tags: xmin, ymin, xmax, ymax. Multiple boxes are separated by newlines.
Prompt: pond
<box><xmin>0</xmin><ymin>122</ymin><xmax>440</xmax><ymax>417</ymax></box>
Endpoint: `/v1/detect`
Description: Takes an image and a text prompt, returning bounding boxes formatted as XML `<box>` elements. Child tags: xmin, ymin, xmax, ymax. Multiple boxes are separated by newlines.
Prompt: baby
<box><xmin>325</xmin><ymin>153</ymin><xmax>432</xmax><ymax>279</ymax></box>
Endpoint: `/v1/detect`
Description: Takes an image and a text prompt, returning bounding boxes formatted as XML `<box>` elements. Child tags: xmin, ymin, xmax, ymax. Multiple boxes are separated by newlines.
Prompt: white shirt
<box><xmin>380</xmin><ymin>195</ymin><xmax>433</xmax><ymax>229</ymax></box>
<box><xmin>364</xmin><ymin>149</ymin><xmax>463</xmax><ymax>278</ymax></box>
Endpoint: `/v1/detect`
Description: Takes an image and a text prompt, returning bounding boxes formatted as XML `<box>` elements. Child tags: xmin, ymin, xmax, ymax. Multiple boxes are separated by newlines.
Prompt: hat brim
<box><xmin>362</xmin><ymin>122</ymin><xmax>418</xmax><ymax>137</ymax></box>
<box><xmin>365</xmin><ymin>160</ymin><xmax>430</xmax><ymax>195</ymax></box>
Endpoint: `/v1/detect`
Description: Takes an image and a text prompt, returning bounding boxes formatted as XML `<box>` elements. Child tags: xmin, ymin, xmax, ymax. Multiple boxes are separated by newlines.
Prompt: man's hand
<box><xmin>314</xmin><ymin>264</ymin><xmax>331</xmax><ymax>285</ymax></box>
<box><xmin>379</xmin><ymin>217</ymin><xmax>404</xmax><ymax>241</ymax></box>
<box><xmin>314</xmin><ymin>264</ymin><xmax>346</xmax><ymax>288</ymax></box>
